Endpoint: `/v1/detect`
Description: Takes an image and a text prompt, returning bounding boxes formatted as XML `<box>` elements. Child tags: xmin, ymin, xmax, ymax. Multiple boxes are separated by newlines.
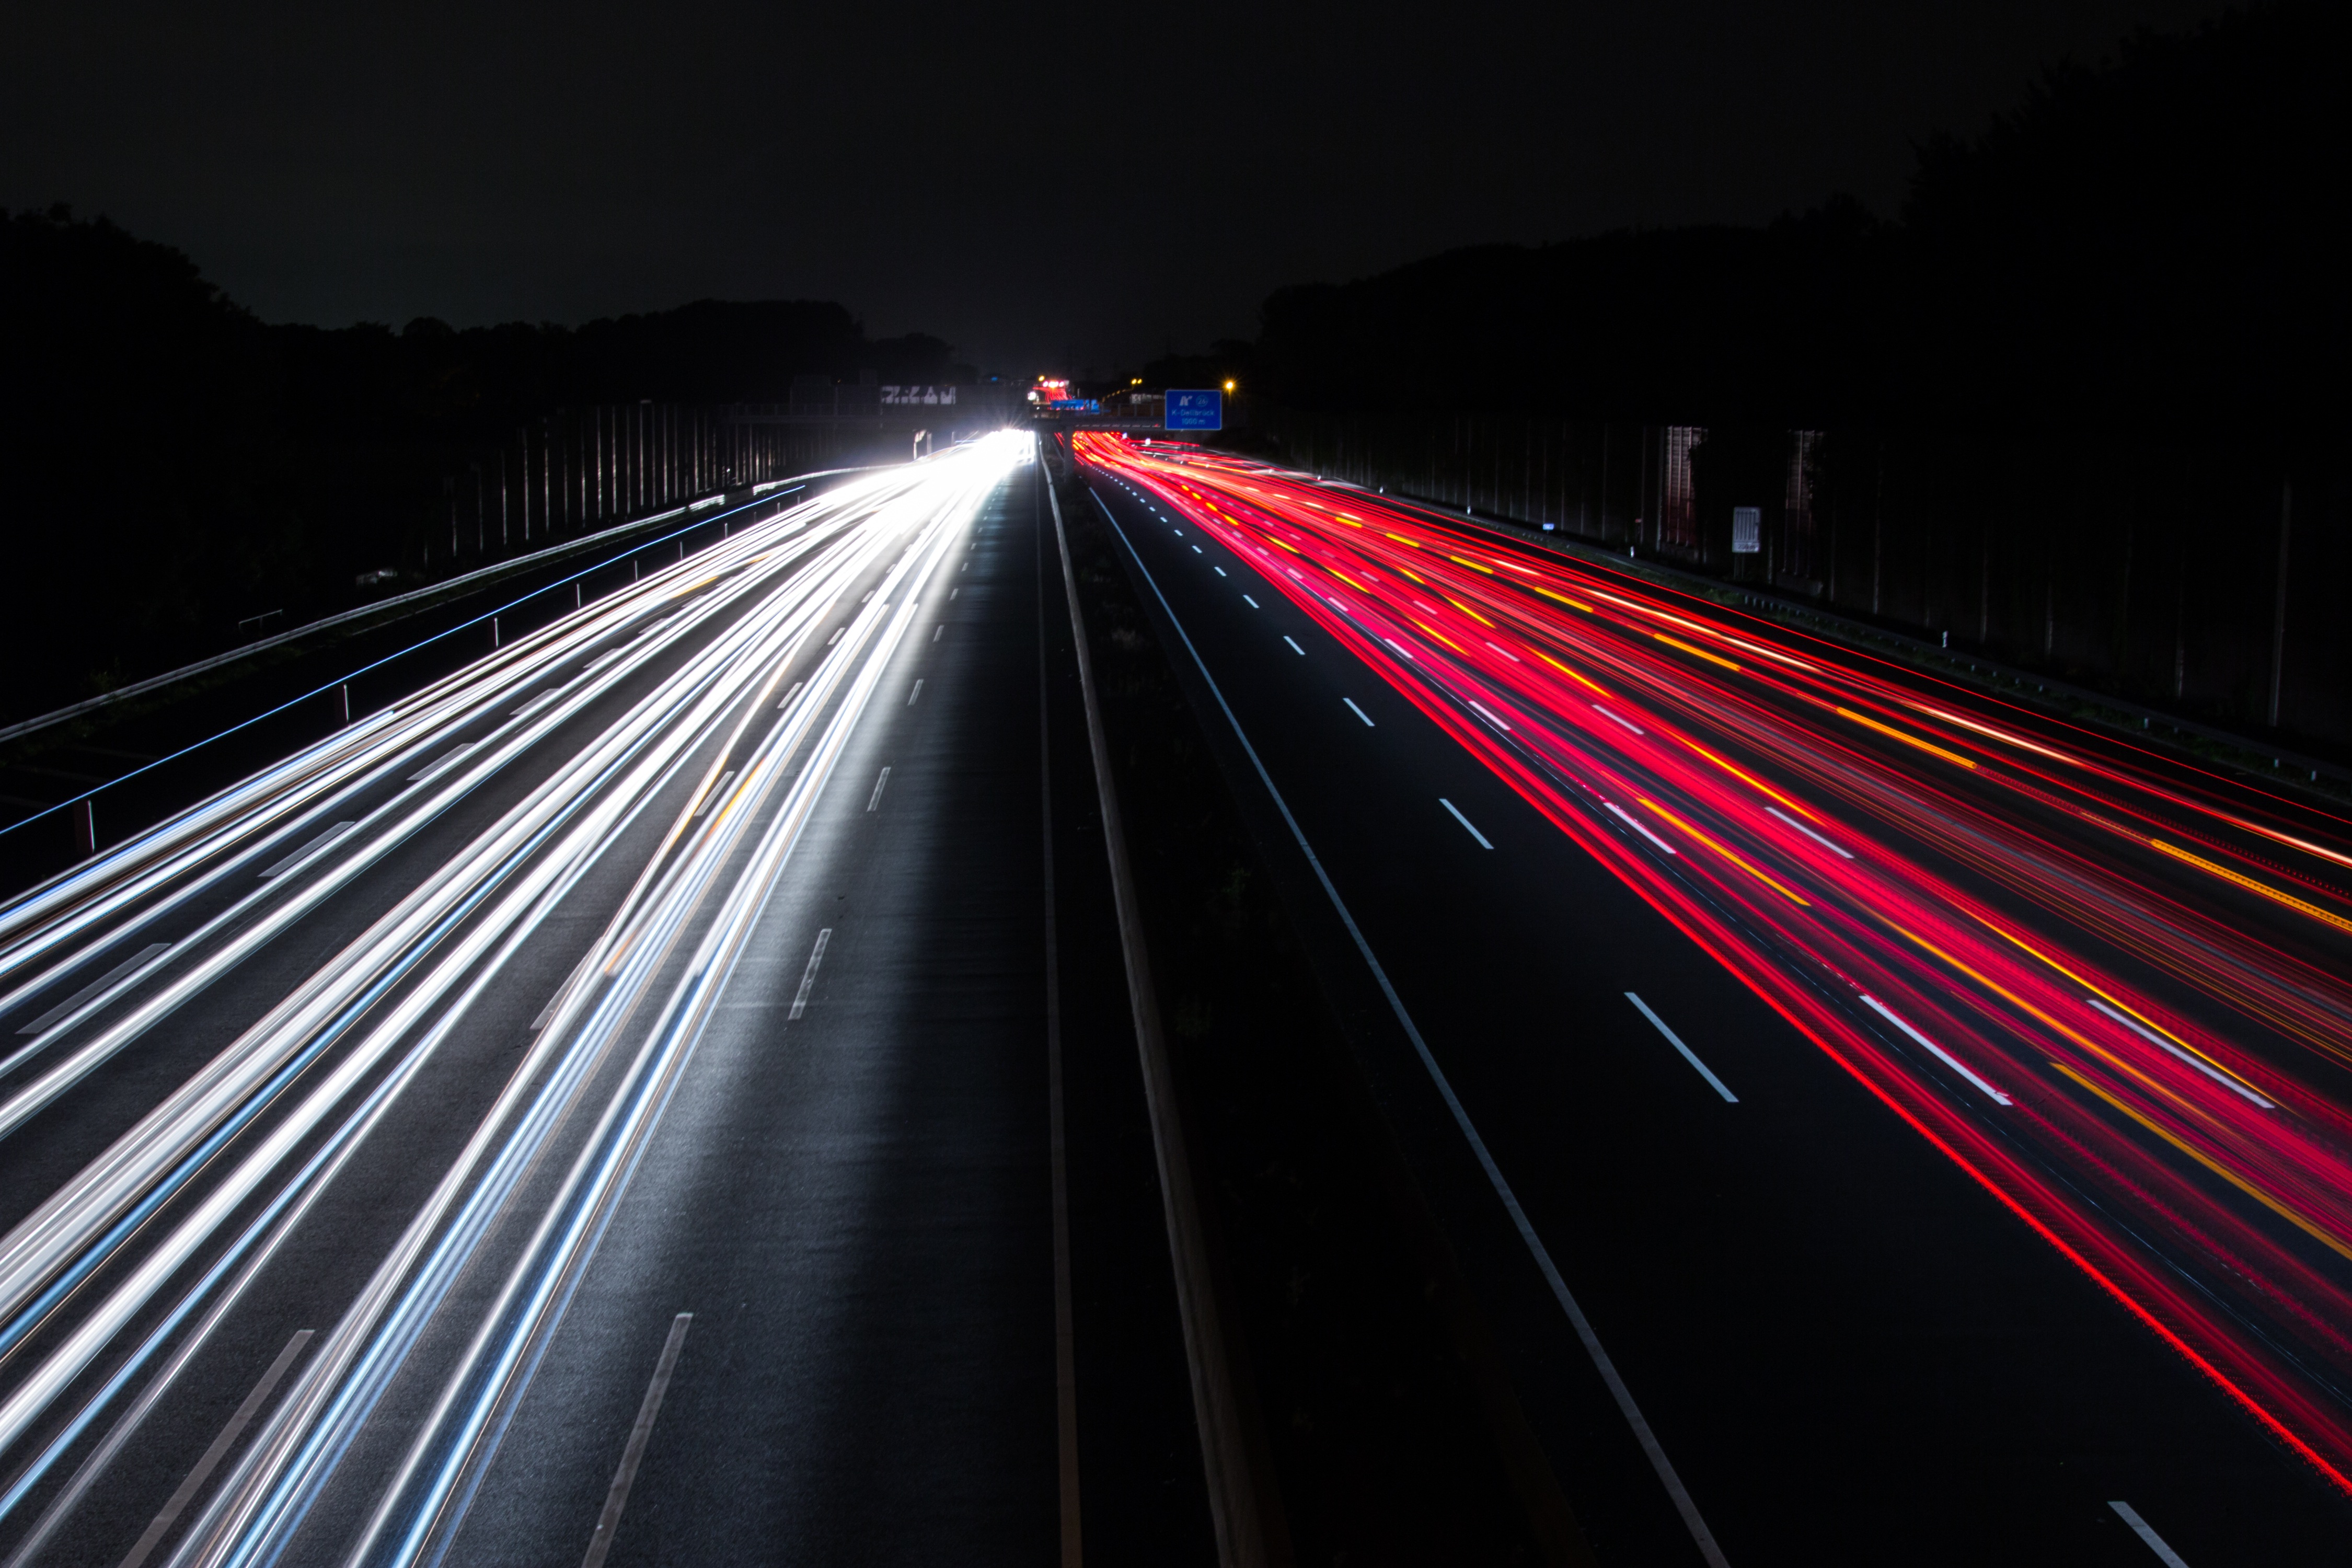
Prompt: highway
<box><xmin>0</xmin><ymin>433</ymin><xmax>1089</xmax><ymax>1566</ymax></box>
<box><xmin>1074</xmin><ymin>431</ymin><xmax>2352</xmax><ymax>1565</ymax></box>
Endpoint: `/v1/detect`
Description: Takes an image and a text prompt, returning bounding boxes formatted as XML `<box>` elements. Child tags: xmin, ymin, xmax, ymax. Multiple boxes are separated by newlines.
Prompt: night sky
<box><xmin>5</xmin><ymin>1</ymin><xmax>2222</xmax><ymax>375</ymax></box>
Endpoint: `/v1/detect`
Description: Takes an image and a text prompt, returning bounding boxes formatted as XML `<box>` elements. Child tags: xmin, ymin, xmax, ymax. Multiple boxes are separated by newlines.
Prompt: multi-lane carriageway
<box><xmin>1075</xmin><ymin>429</ymin><xmax>2352</xmax><ymax>1564</ymax></box>
<box><xmin>0</xmin><ymin>433</ymin><xmax>1186</xmax><ymax>1566</ymax></box>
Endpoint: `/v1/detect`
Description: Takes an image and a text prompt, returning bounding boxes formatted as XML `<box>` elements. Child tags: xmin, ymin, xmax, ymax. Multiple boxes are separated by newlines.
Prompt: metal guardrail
<box><xmin>0</xmin><ymin>472</ymin><xmax>860</xmax><ymax>852</ymax></box>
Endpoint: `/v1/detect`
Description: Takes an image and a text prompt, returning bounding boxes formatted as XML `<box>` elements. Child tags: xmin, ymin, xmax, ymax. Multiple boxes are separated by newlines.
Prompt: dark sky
<box><xmin>5</xmin><ymin>1</ymin><xmax>2222</xmax><ymax>375</ymax></box>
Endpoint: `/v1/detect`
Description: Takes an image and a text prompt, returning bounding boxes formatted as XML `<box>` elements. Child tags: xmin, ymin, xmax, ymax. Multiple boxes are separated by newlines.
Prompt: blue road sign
<box><xmin>1046</xmin><ymin>398</ymin><xmax>1100</xmax><ymax>413</ymax></box>
<box><xmin>1165</xmin><ymin>389</ymin><xmax>1223</xmax><ymax>431</ymax></box>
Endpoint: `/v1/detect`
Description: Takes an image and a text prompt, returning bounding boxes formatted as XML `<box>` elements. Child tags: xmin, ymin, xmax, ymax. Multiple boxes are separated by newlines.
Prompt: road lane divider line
<box><xmin>1467</xmin><ymin>701</ymin><xmax>1512</xmax><ymax>733</ymax></box>
<box><xmin>1625</xmin><ymin>994</ymin><xmax>1738</xmax><ymax>1103</ymax></box>
<box><xmin>1603</xmin><ymin>802</ymin><xmax>1677</xmax><ymax>855</ymax></box>
<box><xmin>866</xmin><ymin>767</ymin><xmax>892</xmax><ymax>813</ymax></box>
<box><xmin>1439</xmin><ymin>800</ymin><xmax>1493</xmax><ymax>849</ymax></box>
<box><xmin>1242</xmin><ymin>594</ymin><xmax>1260</xmax><ymax>608</ymax></box>
<box><xmin>1343</xmin><ymin>699</ymin><xmax>1374</xmax><ymax>727</ymax></box>
<box><xmin>931</xmin><ymin>625</ymin><xmax>943</xmax><ymax>642</ymax></box>
<box><xmin>2082</xmin><ymin>997</ymin><xmax>2273</xmax><ymax>1108</ymax></box>
<box><xmin>1283</xmin><ymin>637</ymin><xmax>1306</xmax><ymax>656</ymax></box>
<box><xmin>691</xmin><ymin>773</ymin><xmax>735</xmax><ymax>821</ymax></box>
<box><xmin>112</xmin><ymin>1330</ymin><xmax>314</xmax><ymax>1568</ymax></box>
<box><xmin>1766</xmin><ymin>806</ymin><xmax>1853</xmax><ymax>858</ymax></box>
<box><xmin>407</xmin><ymin>743</ymin><xmax>477</xmax><ymax>782</ymax></box>
<box><xmin>777</xmin><ymin>681</ymin><xmax>803</xmax><ymax>710</ymax></box>
<box><xmin>16</xmin><ymin>945</ymin><xmax>171</xmax><ymax>1038</ymax></box>
<box><xmin>1591</xmin><ymin>704</ymin><xmax>1644</xmax><ymax>736</ymax></box>
<box><xmin>1083</xmin><ymin>489</ymin><xmax>1733</xmax><ymax>1568</ymax></box>
<box><xmin>2107</xmin><ymin>1501</ymin><xmax>2192</xmax><ymax>1566</ymax></box>
<box><xmin>907</xmin><ymin>678</ymin><xmax>924</xmax><ymax>705</ymax></box>
<box><xmin>788</xmin><ymin>930</ymin><xmax>833</xmax><ymax>1020</ymax></box>
<box><xmin>258</xmin><ymin>824</ymin><xmax>356</xmax><ymax>880</ymax></box>
<box><xmin>579</xmin><ymin>1314</ymin><xmax>691</xmax><ymax>1568</ymax></box>
<box><xmin>1860</xmin><ymin>995</ymin><xmax>2012</xmax><ymax>1105</ymax></box>
<box><xmin>510</xmin><ymin>691</ymin><xmax>561</xmax><ymax>721</ymax></box>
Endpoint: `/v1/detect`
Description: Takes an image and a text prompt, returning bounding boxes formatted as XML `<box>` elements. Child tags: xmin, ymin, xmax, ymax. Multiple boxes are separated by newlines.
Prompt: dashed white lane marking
<box><xmin>1214</xmin><ymin>567</ymin><xmax>1227</xmax><ymax>577</ymax></box>
<box><xmin>1766</xmin><ymin>805</ymin><xmax>1853</xmax><ymax>858</ymax></box>
<box><xmin>827</xmin><ymin>627</ymin><xmax>845</xmax><ymax>645</ymax></box>
<box><xmin>694</xmin><ymin>771</ymin><xmax>735</xmax><ymax>819</ymax></box>
<box><xmin>777</xmin><ymin>681</ymin><xmax>804</xmax><ymax>710</ymax></box>
<box><xmin>907</xmin><ymin>678</ymin><xmax>924</xmax><ymax>705</ymax></box>
<box><xmin>580</xmin><ymin>1314</ymin><xmax>693</xmax><ymax>1568</ymax></box>
<box><xmin>18</xmin><ymin>943</ymin><xmax>172</xmax><ymax>1035</ymax></box>
<box><xmin>1626</xmin><ymin>993</ymin><xmax>1738</xmax><ymax>1102</ymax></box>
<box><xmin>1468</xmin><ymin>700</ymin><xmax>1512</xmax><ymax>732</ymax></box>
<box><xmin>1603</xmin><ymin>801</ymin><xmax>1677</xmax><ymax>855</ymax></box>
<box><xmin>1439</xmin><ymin>798</ymin><xmax>1492</xmax><ymax>849</ymax></box>
<box><xmin>866</xmin><ymin>766</ymin><xmax>892</xmax><ymax>813</ymax></box>
<box><xmin>511</xmin><ymin>690</ymin><xmax>561</xmax><ymax>720</ymax></box>
<box><xmin>950</xmin><ymin>587</ymin><xmax>959</xmax><ymax>599</ymax></box>
<box><xmin>2086</xmin><ymin>997</ymin><xmax>2274</xmax><ymax>1108</ymax></box>
<box><xmin>1861</xmin><ymin>994</ymin><xmax>2013</xmax><ymax>1105</ymax></box>
<box><xmin>789</xmin><ymin>929</ymin><xmax>833</xmax><ymax>1019</ymax></box>
<box><xmin>931</xmin><ymin>625</ymin><xmax>943</xmax><ymax>643</ymax></box>
<box><xmin>409</xmin><ymin>742</ymin><xmax>477</xmax><ymax>781</ymax></box>
<box><xmin>1242</xmin><ymin>594</ymin><xmax>1260</xmax><ymax>608</ymax></box>
<box><xmin>2107</xmin><ymin>1502</ymin><xmax>2192</xmax><ymax>1567</ymax></box>
<box><xmin>1592</xmin><ymin>704</ymin><xmax>1644</xmax><ymax>735</ymax></box>
<box><xmin>1283</xmin><ymin>636</ymin><xmax>1306</xmax><ymax>656</ymax></box>
<box><xmin>1343</xmin><ymin>698</ymin><xmax>1374</xmax><ymax>727</ymax></box>
<box><xmin>1192</xmin><ymin>545</ymin><xmax>1203</xmax><ymax>554</ymax></box>
<box><xmin>260</xmin><ymin>822</ymin><xmax>358</xmax><ymax>879</ymax></box>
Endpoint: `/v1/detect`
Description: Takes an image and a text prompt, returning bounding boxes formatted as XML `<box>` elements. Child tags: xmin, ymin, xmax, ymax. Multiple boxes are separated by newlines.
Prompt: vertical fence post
<box><xmin>73</xmin><ymin>798</ymin><xmax>95</xmax><ymax>857</ymax></box>
<box><xmin>340</xmin><ymin>683</ymin><xmax>351</xmax><ymax>727</ymax></box>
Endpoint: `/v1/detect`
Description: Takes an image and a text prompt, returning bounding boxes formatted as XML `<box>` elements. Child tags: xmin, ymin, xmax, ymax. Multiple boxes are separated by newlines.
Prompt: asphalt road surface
<box><xmin>0</xmin><ymin>434</ymin><xmax>1157</xmax><ymax>1567</ymax></box>
<box><xmin>1075</xmin><ymin>432</ymin><xmax>2352</xmax><ymax>1566</ymax></box>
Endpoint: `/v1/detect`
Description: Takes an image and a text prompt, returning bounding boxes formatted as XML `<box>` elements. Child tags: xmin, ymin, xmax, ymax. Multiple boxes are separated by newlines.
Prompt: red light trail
<box><xmin>1076</xmin><ymin>430</ymin><xmax>2352</xmax><ymax>1491</ymax></box>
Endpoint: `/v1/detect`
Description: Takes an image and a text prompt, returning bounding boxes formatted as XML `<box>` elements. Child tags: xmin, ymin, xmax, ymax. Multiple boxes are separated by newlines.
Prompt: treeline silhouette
<box><xmin>1243</xmin><ymin>1</ymin><xmax>2347</xmax><ymax>435</ymax></box>
<box><xmin>0</xmin><ymin>209</ymin><xmax>961</xmax><ymax>722</ymax></box>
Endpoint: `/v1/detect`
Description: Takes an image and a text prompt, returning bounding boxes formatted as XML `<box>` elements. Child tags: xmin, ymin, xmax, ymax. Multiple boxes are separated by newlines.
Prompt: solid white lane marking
<box><xmin>116</xmin><ymin>1330</ymin><xmax>314</xmax><ymax>1568</ymax></box>
<box><xmin>1079</xmin><ymin>492</ymin><xmax>1732</xmax><ymax>1568</ymax></box>
<box><xmin>827</xmin><ymin>626</ymin><xmax>845</xmax><ymax>645</ymax></box>
<box><xmin>788</xmin><ymin>930</ymin><xmax>833</xmax><ymax>1019</ymax></box>
<box><xmin>777</xmin><ymin>681</ymin><xmax>804</xmax><ymax>710</ymax></box>
<box><xmin>1439</xmin><ymin>798</ymin><xmax>1492</xmax><ymax>849</ymax></box>
<box><xmin>408</xmin><ymin>742</ymin><xmax>477</xmax><ymax>782</ymax></box>
<box><xmin>2107</xmin><ymin>1502</ymin><xmax>2191</xmax><ymax>1567</ymax></box>
<box><xmin>580</xmin><ymin>1315</ymin><xmax>693</xmax><ymax>1568</ymax></box>
<box><xmin>1626</xmin><ymin>993</ymin><xmax>1738</xmax><ymax>1102</ymax></box>
<box><xmin>511</xmin><ymin>690</ymin><xmax>560</xmax><ymax>720</ymax></box>
<box><xmin>931</xmin><ymin>624</ymin><xmax>943</xmax><ymax>643</ymax></box>
<box><xmin>907</xmin><ymin>678</ymin><xmax>924</xmax><ymax>705</ymax></box>
<box><xmin>1283</xmin><ymin>636</ymin><xmax>1306</xmax><ymax>656</ymax></box>
<box><xmin>1603</xmin><ymin>801</ymin><xmax>1677</xmax><ymax>855</ymax></box>
<box><xmin>260</xmin><ymin>822</ymin><xmax>357</xmax><ymax>879</ymax></box>
<box><xmin>866</xmin><ymin>766</ymin><xmax>892</xmax><ymax>812</ymax></box>
<box><xmin>1592</xmin><ymin>704</ymin><xmax>1644</xmax><ymax>735</ymax></box>
<box><xmin>693</xmin><ymin>771</ymin><xmax>736</xmax><ymax>819</ymax></box>
<box><xmin>1343</xmin><ymin>699</ymin><xmax>1374</xmax><ymax>727</ymax></box>
<box><xmin>1766</xmin><ymin>805</ymin><xmax>1854</xmax><ymax>858</ymax></box>
<box><xmin>18</xmin><ymin>944</ymin><xmax>172</xmax><ymax>1036</ymax></box>
<box><xmin>2086</xmin><ymin>997</ymin><xmax>2274</xmax><ymax>1108</ymax></box>
<box><xmin>1468</xmin><ymin>700</ymin><xmax>1513</xmax><ymax>732</ymax></box>
<box><xmin>1242</xmin><ymin>594</ymin><xmax>1260</xmax><ymax>608</ymax></box>
<box><xmin>1861</xmin><ymin>995</ymin><xmax>2012</xmax><ymax>1105</ymax></box>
